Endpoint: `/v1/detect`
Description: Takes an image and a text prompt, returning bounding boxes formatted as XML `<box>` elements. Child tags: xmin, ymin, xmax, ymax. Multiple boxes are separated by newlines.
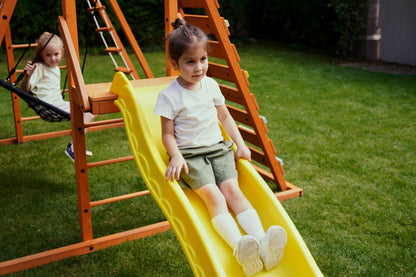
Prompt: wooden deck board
<box><xmin>86</xmin><ymin>76</ymin><xmax>176</xmax><ymax>115</ymax></box>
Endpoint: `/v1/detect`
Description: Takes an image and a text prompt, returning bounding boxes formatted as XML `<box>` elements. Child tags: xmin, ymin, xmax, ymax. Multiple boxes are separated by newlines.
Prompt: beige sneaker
<box><xmin>234</xmin><ymin>235</ymin><xmax>263</xmax><ymax>276</ymax></box>
<box><xmin>259</xmin><ymin>225</ymin><xmax>287</xmax><ymax>271</ymax></box>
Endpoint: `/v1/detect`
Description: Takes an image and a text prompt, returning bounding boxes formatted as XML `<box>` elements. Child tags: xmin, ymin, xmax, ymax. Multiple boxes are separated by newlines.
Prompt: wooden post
<box><xmin>164</xmin><ymin>0</ymin><xmax>179</xmax><ymax>76</ymax></box>
<box><xmin>60</xmin><ymin>0</ymin><xmax>93</xmax><ymax>241</ymax></box>
<box><xmin>4</xmin><ymin>25</ymin><xmax>24</xmax><ymax>144</ymax></box>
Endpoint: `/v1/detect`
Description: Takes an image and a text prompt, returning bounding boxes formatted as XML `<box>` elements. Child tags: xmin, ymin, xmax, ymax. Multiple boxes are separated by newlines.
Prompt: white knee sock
<box><xmin>211</xmin><ymin>213</ymin><xmax>242</xmax><ymax>250</ymax></box>
<box><xmin>236</xmin><ymin>208</ymin><xmax>265</xmax><ymax>241</ymax></box>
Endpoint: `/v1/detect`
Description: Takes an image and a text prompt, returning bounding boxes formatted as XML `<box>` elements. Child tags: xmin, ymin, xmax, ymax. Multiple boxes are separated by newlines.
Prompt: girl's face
<box><xmin>173</xmin><ymin>42</ymin><xmax>208</xmax><ymax>90</ymax></box>
<box><xmin>41</xmin><ymin>43</ymin><xmax>63</xmax><ymax>67</ymax></box>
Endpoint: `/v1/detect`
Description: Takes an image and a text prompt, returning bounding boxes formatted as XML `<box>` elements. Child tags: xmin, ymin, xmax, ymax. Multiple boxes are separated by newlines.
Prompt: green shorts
<box><xmin>178</xmin><ymin>141</ymin><xmax>238</xmax><ymax>190</ymax></box>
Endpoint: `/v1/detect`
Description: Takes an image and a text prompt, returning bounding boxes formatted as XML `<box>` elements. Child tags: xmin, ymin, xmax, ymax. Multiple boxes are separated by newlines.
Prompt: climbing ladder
<box><xmin>166</xmin><ymin>0</ymin><xmax>302</xmax><ymax>198</ymax></box>
<box><xmin>86</xmin><ymin>0</ymin><xmax>137</xmax><ymax>79</ymax></box>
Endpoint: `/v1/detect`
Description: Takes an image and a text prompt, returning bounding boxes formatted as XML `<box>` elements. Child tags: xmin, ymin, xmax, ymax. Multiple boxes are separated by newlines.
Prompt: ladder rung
<box><xmin>114</xmin><ymin>67</ymin><xmax>132</xmax><ymax>74</ymax></box>
<box><xmin>96</xmin><ymin>27</ymin><xmax>112</xmax><ymax>33</ymax></box>
<box><xmin>105</xmin><ymin>47</ymin><xmax>121</xmax><ymax>53</ymax></box>
<box><xmin>11</xmin><ymin>43</ymin><xmax>37</xmax><ymax>49</ymax></box>
<box><xmin>179</xmin><ymin>0</ymin><xmax>205</xmax><ymax>8</ymax></box>
<box><xmin>87</xmin><ymin>6</ymin><xmax>105</xmax><ymax>13</ymax></box>
<box><xmin>180</xmin><ymin>0</ymin><xmax>219</xmax><ymax>9</ymax></box>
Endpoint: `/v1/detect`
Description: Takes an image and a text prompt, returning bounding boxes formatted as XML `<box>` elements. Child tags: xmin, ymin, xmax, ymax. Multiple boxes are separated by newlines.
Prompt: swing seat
<box><xmin>0</xmin><ymin>79</ymin><xmax>71</xmax><ymax>122</ymax></box>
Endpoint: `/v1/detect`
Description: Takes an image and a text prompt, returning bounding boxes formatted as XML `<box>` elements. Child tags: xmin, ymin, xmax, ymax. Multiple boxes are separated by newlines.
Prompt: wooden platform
<box><xmin>87</xmin><ymin>76</ymin><xmax>176</xmax><ymax>115</ymax></box>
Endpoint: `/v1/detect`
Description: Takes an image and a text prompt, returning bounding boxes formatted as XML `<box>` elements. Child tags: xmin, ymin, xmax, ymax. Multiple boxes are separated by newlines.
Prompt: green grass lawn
<box><xmin>1</xmin><ymin>42</ymin><xmax>415</xmax><ymax>276</ymax></box>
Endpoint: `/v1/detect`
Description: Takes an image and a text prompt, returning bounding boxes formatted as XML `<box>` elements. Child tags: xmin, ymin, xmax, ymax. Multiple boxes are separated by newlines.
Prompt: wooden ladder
<box><xmin>86</xmin><ymin>0</ymin><xmax>153</xmax><ymax>79</ymax></box>
<box><xmin>166</xmin><ymin>0</ymin><xmax>303</xmax><ymax>200</ymax></box>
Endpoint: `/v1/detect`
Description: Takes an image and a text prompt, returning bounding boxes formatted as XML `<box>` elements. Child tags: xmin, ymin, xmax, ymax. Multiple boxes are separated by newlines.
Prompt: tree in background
<box><xmin>6</xmin><ymin>0</ymin><xmax>368</xmax><ymax>59</ymax></box>
<box><xmin>221</xmin><ymin>0</ymin><xmax>368</xmax><ymax>58</ymax></box>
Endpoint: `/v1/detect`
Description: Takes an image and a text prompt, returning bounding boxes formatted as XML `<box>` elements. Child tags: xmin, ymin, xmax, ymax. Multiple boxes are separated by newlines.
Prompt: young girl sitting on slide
<box><xmin>153</xmin><ymin>18</ymin><xmax>287</xmax><ymax>276</ymax></box>
<box><xmin>21</xmin><ymin>32</ymin><xmax>95</xmax><ymax>161</ymax></box>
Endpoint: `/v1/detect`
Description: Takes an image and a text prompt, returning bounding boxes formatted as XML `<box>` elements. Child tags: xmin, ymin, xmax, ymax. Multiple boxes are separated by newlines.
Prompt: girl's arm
<box><xmin>21</xmin><ymin>61</ymin><xmax>37</xmax><ymax>92</ymax></box>
<box><xmin>161</xmin><ymin>116</ymin><xmax>189</xmax><ymax>181</ymax></box>
<box><xmin>216</xmin><ymin>104</ymin><xmax>251</xmax><ymax>162</ymax></box>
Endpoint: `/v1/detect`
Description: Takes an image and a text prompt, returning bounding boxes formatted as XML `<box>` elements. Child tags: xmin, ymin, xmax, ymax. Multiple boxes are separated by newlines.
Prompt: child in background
<box><xmin>153</xmin><ymin>18</ymin><xmax>287</xmax><ymax>276</ymax></box>
<box><xmin>21</xmin><ymin>32</ymin><xmax>95</xmax><ymax>161</ymax></box>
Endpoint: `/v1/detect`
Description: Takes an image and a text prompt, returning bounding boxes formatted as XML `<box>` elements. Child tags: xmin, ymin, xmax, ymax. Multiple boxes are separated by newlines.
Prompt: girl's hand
<box><xmin>236</xmin><ymin>143</ymin><xmax>251</xmax><ymax>162</ymax></box>
<box><xmin>165</xmin><ymin>154</ymin><xmax>189</xmax><ymax>182</ymax></box>
<box><xmin>24</xmin><ymin>61</ymin><xmax>37</xmax><ymax>76</ymax></box>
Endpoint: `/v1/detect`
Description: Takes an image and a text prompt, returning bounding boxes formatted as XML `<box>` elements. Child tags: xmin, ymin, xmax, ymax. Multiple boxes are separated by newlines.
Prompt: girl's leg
<box><xmin>195</xmin><ymin>184</ymin><xmax>241</xmax><ymax>249</ymax></box>
<box><xmin>66</xmin><ymin>112</ymin><xmax>96</xmax><ymax>161</ymax></box>
<box><xmin>83</xmin><ymin>112</ymin><xmax>96</xmax><ymax>124</ymax></box>
<box><xmin>194</xmin><ymin>183</ymin><xmax>228</xmax><ymax>218</ymax></box>
<box><xmin>195</xmin><ymin>183</ymin><xmax>263</xmax><ymax>276</ymax></box>
<box><xmin>220</xmin><ymin>179</ymin><xmax>265</xmax><ymax>240</ymax></box>
<box><xmin>82</xmin><ymin>112</ymin><xmax>95</xmax><ymax>156</ymax></box>
<box><xmin>220</xmin><ymin>179</ymin><xmax>287</xmax><ymax>271</ymax></box>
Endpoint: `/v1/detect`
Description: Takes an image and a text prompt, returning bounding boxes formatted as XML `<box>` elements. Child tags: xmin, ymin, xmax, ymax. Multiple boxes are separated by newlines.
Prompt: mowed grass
<box><xmin>0</xmin><ymin>42</ymin><xmax>415</xmax><ymax>276</ymax></box>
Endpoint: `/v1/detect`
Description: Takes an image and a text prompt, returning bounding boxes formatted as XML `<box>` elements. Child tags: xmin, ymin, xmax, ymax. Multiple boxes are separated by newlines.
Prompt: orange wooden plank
<box><xmin>219</xmin><ymin>84</ymin><xmax>245</xmax><ymax>106</ymax></box>
<box><xmin>0</xmin><ymin>0</ymin><xmax>17</xmax><ymax>46</ymax></box>
<box><xmin>0</xmin><ymin>221</ymin><xmax>170</xmax><ymax>275</ymax></box>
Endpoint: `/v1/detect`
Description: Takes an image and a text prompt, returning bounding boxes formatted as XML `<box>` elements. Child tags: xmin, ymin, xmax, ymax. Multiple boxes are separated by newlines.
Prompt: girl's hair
<box><xmin>34</xmin><ymin>32</ymin><xmax>64</xmax><ymax>63</ymax></box>
<box><xmin>168</xmin><ymin>18</ymin><xmax>208</xmax><ymax>63</ymax></box>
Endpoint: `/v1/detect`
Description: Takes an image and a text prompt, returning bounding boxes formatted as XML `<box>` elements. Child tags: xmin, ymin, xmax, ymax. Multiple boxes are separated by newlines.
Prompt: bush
<box><xmin>8</xmin><ymin>0</ymin><xmax>61</xmax><ymax>44</ymax></box>
<box><xmin>220</xmin><ymin>0</ymin><xmax>368</xmax><ymax>58</ymax></box>
<box><xmin>8</xmin><ymin>0</ymin><xmax>164</xmax><ymax>51</ymax></box>
<box><xmin>328</xmin><ymin>0</ymin><xmax>369</xmax><ymax>58</ymax></box>
<box><xmin>7</xmin><ymin>0</ymin><xmax>368</xmax><ymax>58</ymax></box>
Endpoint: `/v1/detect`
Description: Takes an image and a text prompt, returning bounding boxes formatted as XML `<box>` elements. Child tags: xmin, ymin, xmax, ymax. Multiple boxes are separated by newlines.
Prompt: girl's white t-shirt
<box><xmin>29</xmin><ymin>63</ymin><xmax>64</xmax><ymax>106</ymax></box>
<box><xmin>153</xmin><ymin>76</ymin><xmax>225</xmax><ymax>149</ymax></box>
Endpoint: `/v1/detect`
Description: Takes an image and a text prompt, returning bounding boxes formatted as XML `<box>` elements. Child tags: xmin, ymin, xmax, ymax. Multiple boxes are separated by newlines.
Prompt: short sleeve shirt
<box><xmin>153</xmin><ymin>76</ymin><xmax>225</xmax><ymax>149</ymax></box>
<box><xmin>29</xmin><ymin>63</ymin><xmax>63</xmax><ymax>106</ymax></box>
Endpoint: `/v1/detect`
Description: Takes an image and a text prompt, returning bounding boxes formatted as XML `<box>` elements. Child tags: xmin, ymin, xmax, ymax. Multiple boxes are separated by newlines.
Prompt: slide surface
<box><xmin>112</xmin><ymin>72</ymin><xmax>323</xmax><ymax>276</ymax></box>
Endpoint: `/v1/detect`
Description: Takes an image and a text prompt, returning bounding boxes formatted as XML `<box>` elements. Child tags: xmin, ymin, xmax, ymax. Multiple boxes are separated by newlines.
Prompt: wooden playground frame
<box><xmin>0</xmin><ymin>0</ymin><xmax>303</xmax><ymax>274</ymax></box>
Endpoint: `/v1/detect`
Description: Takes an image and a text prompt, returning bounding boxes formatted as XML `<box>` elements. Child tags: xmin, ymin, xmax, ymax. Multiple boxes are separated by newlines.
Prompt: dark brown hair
<box><xmin>167</xmin><ymin>18</ymin><xmax>208</xmax><ymax>63</ymax></box>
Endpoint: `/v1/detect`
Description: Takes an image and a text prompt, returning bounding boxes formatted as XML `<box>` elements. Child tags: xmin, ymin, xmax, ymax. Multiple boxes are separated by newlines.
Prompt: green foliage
<box><xmin>8</xmin><ymin>0</ymin><xmax>164</xmax><ymax>50</ymax></box>
<box><xmin>7</xmin><ymin>0</ymin><xmax>368</xmax><ymax>58</ymax></box>
<box><xmin>218</xmin><ymin>0</ymin><xmax>252</xmax><ymax>36</ymax></box>
<box><xmin>329</xmin><ymin>0</ymin><xmax>369</xmax><ymax>58</ymax></box>
<box><xmin>8</xmin><ymin>0</ymin><xmax>62</xmax><ymax>44</ymax></box>
<box><xmin>111</xmin><ymin>0</ymin><xmax>165</xmax><ymax>49</ymax></box>
<box><xmin>220</xmin><ymin>0</ymin><xmax>369</xmax><ymax>58</ymax></box>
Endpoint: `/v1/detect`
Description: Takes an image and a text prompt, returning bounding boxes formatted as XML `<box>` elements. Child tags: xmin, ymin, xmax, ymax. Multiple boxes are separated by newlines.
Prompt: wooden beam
<box><xmin>0</xmin><ymin>221</ymin><xmax>171</xmax><ymax>275</ymax></box>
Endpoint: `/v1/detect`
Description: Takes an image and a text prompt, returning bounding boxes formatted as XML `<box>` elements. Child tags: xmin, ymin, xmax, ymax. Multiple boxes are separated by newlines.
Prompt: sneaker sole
<box><xmin>260</xmin><ymin>226</ymin><xmax>287</xmax><ymax>271</ymax></box>
<box><xmin>236</xmin><ymin>236</ymin><xmax>263</xmax><ymax>276</ymax></box>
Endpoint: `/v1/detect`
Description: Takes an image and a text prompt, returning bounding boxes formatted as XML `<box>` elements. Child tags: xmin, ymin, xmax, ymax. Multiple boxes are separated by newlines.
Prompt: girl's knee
<box><xmin>195</xmin><ymin>184</ymin><xmax>228</xmax><ymax>217</ymax></box>
<box><xmin>196</xmin><ymin>184</ymin><xmax>226</xmax><ymax>206</ymax></box>
<box><xmin>220</xmin><ymin>179</ymin><xmax>244</xmax><ymax>198</ymax></box>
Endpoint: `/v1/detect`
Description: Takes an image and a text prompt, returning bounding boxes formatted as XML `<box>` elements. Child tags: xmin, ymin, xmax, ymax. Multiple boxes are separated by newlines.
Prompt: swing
<box><xmin>1</xmin><ymin>0</ymin><xmax>134</xmax><ymax>125</ymax></box>
<box><xmin>0</xmin><ymin>0</ymin><xmax>73</xmax><ymax>122</ymax></box>
<box><xmin>0</xmin><ymin>79</ymin><xmax>71</xmax><ymax>122</ymax></box>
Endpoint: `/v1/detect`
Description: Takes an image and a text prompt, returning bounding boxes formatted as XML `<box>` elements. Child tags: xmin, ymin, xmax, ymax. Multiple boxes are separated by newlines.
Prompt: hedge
<box><xmin>7</xmin><ymin>0</ymin><xmax>368</xmax><ymax>58</ymax></box>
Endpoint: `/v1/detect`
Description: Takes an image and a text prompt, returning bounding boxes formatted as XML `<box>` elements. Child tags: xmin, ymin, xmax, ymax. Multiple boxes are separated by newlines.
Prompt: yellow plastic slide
<box><xmin>112</xmin><ymin>72</ymin><xmax>323</xmax><ymax>276</ymax></box>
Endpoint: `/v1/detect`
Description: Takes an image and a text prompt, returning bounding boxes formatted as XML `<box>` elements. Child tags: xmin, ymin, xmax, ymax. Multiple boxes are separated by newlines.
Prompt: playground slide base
<box><xmin>112</xmin><ymin>72</ymin><xmax>323</xmax><ymax>276</ymax></box>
